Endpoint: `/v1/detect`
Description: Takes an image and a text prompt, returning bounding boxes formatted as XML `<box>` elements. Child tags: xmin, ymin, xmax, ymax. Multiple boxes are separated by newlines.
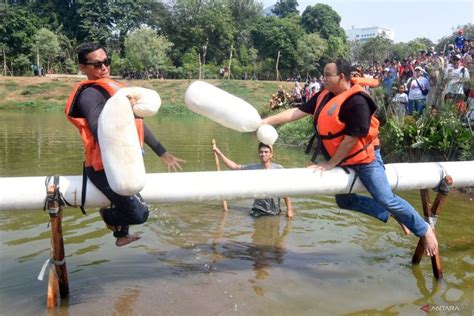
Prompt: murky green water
<box><xmin>0</xmin><ymin>111</ymin><xmax>473</xmax><ymax>315</ymax></box>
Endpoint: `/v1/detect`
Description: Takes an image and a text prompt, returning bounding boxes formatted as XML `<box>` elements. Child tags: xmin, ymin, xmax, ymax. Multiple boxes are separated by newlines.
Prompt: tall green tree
<box><xmin>295</xmin><ymin>32</ymin><xmax>327</xmax><ymax>76</ymax></box>
<box><xmin>33</xmin><ymin>28</ymin><xmax>61</xmax><ymax>72</ymax></box>
<box><xmin>325</xmin><ymin>35</ymin><xmax>348</xmax><ymax>60</ymax></box>
<box><xmin>407</xmin><ymin>37</ymin><xmax>434</xmax><ymax>54</ymax></box>
<box><xmin>226</xmin><ymin>0</ymin><xmax>262</xmax><ymax>26</ymax></box>
<box><xmin>0</xmin><ymin>5</ymin><xmax>41</xmax><ymax>75</ymax></box>
<box><xmin>162</xmin><ymin>0</ymin><xmax>236</xmax><ymax>66</ymax></box>
<box><xmin>301</xmin><ymin>4</ymin><xmax>345</xmax><ymax>40</ymax></box>
<box><xmin>272</xmin><ymin>0</ymin><xmax>299</xmax><ymax>18</ymax></box>
<box><xmin>109</xmin><ymin>0</ymin><xmax>155</xmax><ymax>56</ymax></box>
<box><xmin>250</xmin><ymin>15</ymin><xmax>304</xmax><ymax>77</ymax></box>
<box><xmin>357</xmin><ymin>36</ymin><xmax>393</xmax><ymax>64</ymax></box>
<box><xmin>124</xmin><ymin>27</ymin><xmax>173</xmax><ymax>77</ymax></box>
<box><xmin>77</xmin><ymin>0</ymin><xmax>112</xmax><ymax>44</ymax></box>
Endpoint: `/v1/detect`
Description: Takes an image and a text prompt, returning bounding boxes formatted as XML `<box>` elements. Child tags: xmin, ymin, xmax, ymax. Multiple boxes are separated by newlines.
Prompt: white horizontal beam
<box><xmin>0</xmin><ymin>161</ymin><xmax>473</xmax><ymax>211</ymax></box>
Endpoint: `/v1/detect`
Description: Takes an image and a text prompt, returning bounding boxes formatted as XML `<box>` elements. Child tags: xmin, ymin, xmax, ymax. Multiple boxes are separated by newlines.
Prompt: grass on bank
<box><xmin>1</xmin><ymin>76</ymin><xmax>293</xmax><ymax>115</ymax></box>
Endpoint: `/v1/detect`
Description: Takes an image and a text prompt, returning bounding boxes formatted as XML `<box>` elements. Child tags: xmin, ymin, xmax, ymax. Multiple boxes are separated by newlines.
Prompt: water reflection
<box><xmin>249</xmin><ymin>216</ymin><xmax>291</xmax><ymax>281</ymax></box>
<box><xmin>1</xmin><ymin>112</ymin><xmax>473</xmax><ymax>315</ymax></box>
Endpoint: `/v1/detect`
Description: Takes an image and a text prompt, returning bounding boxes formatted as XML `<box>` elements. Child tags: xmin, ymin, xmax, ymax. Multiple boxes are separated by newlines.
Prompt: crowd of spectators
<box><xmin>278</xmin><ymin>30</ymin><xmax>473</xmax><ymax>129</ymax></box>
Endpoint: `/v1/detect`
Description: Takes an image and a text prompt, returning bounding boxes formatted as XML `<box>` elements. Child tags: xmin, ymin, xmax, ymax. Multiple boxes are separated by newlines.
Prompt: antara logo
<box><xmin>420</xmin><ymin>304</ymin><xmax>461</xmax><ymax>313</ymax></box>
<box><xmin>420</xmin><ymin>304</ymin><xmax>431</xmax><ymax>313</ymax></box>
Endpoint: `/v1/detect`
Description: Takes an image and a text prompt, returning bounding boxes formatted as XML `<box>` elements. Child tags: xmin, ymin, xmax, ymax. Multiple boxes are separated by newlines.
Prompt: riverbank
<box><xmin>1</xmin><ymin>76</ymin><xmax>293</xmax><ymax>114</ymax></box>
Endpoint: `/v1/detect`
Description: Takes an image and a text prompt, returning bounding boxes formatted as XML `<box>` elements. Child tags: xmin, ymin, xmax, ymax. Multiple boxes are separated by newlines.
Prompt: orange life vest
<box><xmin>65</xmin><ymin>78</ymin><xmax>144</xmax><ymax>171</ymax></box>
<box><xmin>350</xmin><ymin>77</ymin><xmax>379</xmax><ymax>87</ymax></box>
<box><xmin>313</xmin><ymin>85</ymin><xmax>379</xmax><ymax>166</ymax></box>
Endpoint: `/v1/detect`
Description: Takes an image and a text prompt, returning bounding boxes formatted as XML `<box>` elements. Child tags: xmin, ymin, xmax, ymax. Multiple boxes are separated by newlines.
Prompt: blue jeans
<box><xmin>407</xmin><ymin>99</ymin><xmax>426</xmax><ymax>115</ymax></box>
<box><xmin>335</xmin><ymin>150</ymin><xmax>428</xmax><ymax>237</ymax></box>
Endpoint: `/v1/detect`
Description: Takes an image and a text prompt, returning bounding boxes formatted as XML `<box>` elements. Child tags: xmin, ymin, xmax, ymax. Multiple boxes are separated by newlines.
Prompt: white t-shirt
<box><xmin>446</xmin><ymin>67</ymin><xmax>470</xmax><ymax>94</ymax></box>
<box><xmin>392</xmin><ymin>92</ymin><xmax>408</xmax><ymax>104</ymax></box>
<box><xmin>408</xmin><ymin>77</ymin><xmax>430</xmax><ymax>100</ymax></box>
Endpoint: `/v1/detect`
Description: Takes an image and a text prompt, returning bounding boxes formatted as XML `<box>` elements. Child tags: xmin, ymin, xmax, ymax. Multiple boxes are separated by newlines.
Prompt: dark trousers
<box><xmin>86</xmin><ymin>167</ymin><xmax>149</xmax><ymax>238</ymax></box>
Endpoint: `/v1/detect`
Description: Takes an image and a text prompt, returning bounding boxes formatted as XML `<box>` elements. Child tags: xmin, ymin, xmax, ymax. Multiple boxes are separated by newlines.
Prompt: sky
<box><xmin>261</xmin><ymin>0</ymin><xmax>474</xmax><ymax>43</ymax></box>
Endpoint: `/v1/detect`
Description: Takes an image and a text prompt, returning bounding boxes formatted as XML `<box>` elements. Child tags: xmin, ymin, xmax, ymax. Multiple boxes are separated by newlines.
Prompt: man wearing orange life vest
<box><xmin>262</xmin><ymin>59</ymin><xmax>438</xmax><ymax>257</ymax></box>
<box><xmin>66</xmin><ymin>43</ymin><xmax>185</xmax><ymax>247</ymax></box>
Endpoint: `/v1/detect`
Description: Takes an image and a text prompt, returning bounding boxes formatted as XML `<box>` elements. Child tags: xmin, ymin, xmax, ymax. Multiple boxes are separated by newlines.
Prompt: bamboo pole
<box><xmin>45</xmin><ymin>182</ymin><xmax>69</xmax><ymax>308</ymax></box>
<box><xmin>211</xmin><ymin>139</ymin><xmax>228</xmax><ymax>212</ymax></box>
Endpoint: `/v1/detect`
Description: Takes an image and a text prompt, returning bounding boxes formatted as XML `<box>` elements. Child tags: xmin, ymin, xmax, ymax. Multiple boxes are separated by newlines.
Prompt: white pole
<box><xmin>0</xmin><ymin>161</ymin><xmax>473</xmax><ymax>211</ymax></box>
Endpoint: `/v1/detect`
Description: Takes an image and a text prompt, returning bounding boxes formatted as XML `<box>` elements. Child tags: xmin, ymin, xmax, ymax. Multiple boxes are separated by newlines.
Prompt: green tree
<box><xmin>348</xmin><ymin>40</ymin><xmax>363</xmax><ymax>63</ymax></box>
<box><xmin>325</xmin><ymin>35</ymin><xmax>348</xmax><ymax>61</ymax></box>
<box><xmin>77</xmin><ymin>0</ymin><xmax>112</xmax><ymax>44</ymax></box>
<box><xmin>162</xmin><ymin>0</ymin><xmax>236</xmax><ymax>66</ymax></box>
<box><xmin>27</xmin><ymin>0</ymin><xmax>62</xmax><ymax>31</ymax></box>
<box><xmin>0</xmin><ymin>5</ymin><xmax>40</xmax><ymax>75</ymax></box>
<box><xmin>301</xmin><ymin>4</ymin><xmax>345</xmax><ymax>40</ymax></box>
<box><xmin>391</xmin><ymin>42</ymin><xmax>412</xmax><ymax>61</ymax></box>
<box><xmin>272</xmin><ymin>0</ymin><xmax>299</xmax><ymax>18</ymax></box>
<box><xmin>33</xmin><ymin>28</ymin><xmax>61</xmax><ymax>73</ymax></box>
<box><xmin>109</xmin><ymin>0</ymin><xmax>155</xmax><ymax>56</ymax></box>
<box><xmin>406</xmin><ymin>37</ymin><xmax>434</xmax><ymax>55</ymax></box>
<box><xmin>250</xmin><ymin>15</ymin><xmax>304</xmax><ymax>78</ymax></box>
<box><xmin>295</xmin><ymin>33</ymin><xmax>327</xmax><ymax>76</ymax></box>
<box><xmin>226</xmin><ymin>0</ymin><xmax>263</xmax><ymax>27</ymax></box>
<box><xmin>124</xmin><ymin>27</ymin><xmax>173</xmax><ymax>78</ymax></box>
<box><xmin>181</xmin><ymin>47</ymin><xmax>200</xmax><ymax>78</ymax></box>
<box><xmin>357</xmin><ymin>36</ymin><xmax>393</xmax><ymax>64</ymax></box>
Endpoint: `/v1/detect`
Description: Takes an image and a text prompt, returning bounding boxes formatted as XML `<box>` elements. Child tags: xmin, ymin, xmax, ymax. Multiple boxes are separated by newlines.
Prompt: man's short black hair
<box><xmin>77</xmin><ymin>43</ymin><xmax>107</xmax><ymax>64</ymax></box>
<box><xmin>334</xmin><ymin>59</ymin><xmax>352</xmax><ymax>80</ymax></box>
<box><xmin>258</xmin><ymin>142</ymin><xmax>272</xmax><ymax>152</ymax></box>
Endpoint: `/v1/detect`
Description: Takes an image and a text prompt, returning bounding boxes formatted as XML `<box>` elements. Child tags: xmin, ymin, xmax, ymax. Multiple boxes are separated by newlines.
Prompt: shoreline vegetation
<box><xmin>2</xmin><ymin>76</ymin><xmax>472</xmax><ymax>195</ymax></box>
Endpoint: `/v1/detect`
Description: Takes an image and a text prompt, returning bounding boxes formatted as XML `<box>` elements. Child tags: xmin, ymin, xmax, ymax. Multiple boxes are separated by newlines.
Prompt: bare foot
<box><xmin>115</xmin><ymin>233</ymin><xmax>141</xmax><ymax>247</ymax></box>
<box><xmin>391</xmin><ymin>215</ymin><xmax>411</xmax><ymax>235</ymax></box>
<box><xmin>99</xmin><ymin>208</ymin><xmax>121</xmax><ymax>233</ymax></box>
<box><xmin>286</xmin><ymin>210</ymin><xmax>294</xmax><ymax>219</ymax></box>
<box><xmin>421</xmin><ymin>225</ymin><xmax>438</xmax><ymax>257</ymax></box>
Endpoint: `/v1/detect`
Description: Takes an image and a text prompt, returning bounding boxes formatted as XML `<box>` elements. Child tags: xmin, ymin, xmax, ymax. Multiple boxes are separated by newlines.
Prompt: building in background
<box><xmin>263</xmin><ymin>5</ymin><xmax>275</xmax><ymax>16</ymax></box>
<box><xmin>346</xmin><ymin>26</ymin><xmax>395</xmax><ymax>42</ymax></box>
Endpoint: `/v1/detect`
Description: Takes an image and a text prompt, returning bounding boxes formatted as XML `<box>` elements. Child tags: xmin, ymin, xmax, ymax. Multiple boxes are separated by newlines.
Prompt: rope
<box><xmin>37</xmin><ymin>257</ymin><xmax>64</xmax><ymax>281</ymax></box>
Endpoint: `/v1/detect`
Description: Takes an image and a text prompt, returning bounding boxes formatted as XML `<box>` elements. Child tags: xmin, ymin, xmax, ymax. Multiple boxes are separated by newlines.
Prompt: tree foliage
<box><xmin>272</xmin><ymin>0</ymin><xmax>299</xmax><ymax>18</ymax></box>
<box><xmin>296</xmin><ymin>33</ymin><xmax>326</xmax><ymax>75</ymax></box>
<box><xmin>124</xmin><ymin>27</ymin><xmax>173</xmax><ymax>76</ymax></box>
<box><xmin>33</xmin><ymin>28</ymin><xmax>61</xmax><ymax>71</ymax></box>
<box><xmin>301</xmin><ymin>4</ymin><xmax>345</xmax><ymax>40</ymax></box>
<box><xmin>250</xmin><ymin>15</ymin><xmax>304</xmax><ymax>76</ymax></box>
<box><xmin>356</xmin><ymin>36</ymin><xmax>393</xmax><ymax>64</ymax></box>
<box><xmin>1</xmin><ymin>0</ymin><xmax>459</xmax><ymax>79</ymax></box>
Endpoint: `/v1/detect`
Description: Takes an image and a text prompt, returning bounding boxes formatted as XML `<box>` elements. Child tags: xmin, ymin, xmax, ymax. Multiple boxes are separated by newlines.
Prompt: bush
<box><xmin>276</xmin><ymin>115</ymin><xmax>313</xmax><ymax>147</ymax></box>
<box><xmin>380</xmin><ymin>105</ymin><xmax>473</xmax><ymax>162</ymax></box>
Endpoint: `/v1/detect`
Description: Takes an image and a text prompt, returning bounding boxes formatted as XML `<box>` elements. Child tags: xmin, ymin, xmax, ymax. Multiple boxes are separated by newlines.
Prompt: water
<box><xmin>0</xmin><ymin>112</ymin><xmax>473</xmax><ymax>315</ymax></box>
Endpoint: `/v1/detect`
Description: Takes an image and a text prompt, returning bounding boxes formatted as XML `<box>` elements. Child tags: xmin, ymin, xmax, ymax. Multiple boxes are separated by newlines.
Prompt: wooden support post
<box><xmin>46</xmin><ymin>182</ymin><xmax>69</xmax><ymax>308</ymax></box>
<box><xmin>411</xmin><ymin>176</ymin><xmax>452</xmax><ymax>279</ymax></box>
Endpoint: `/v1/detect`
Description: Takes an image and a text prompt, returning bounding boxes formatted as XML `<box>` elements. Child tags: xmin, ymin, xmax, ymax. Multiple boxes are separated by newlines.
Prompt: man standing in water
<box><xmin>213</xmin><ymin>143</ymin><xmax>294</xmax><ymax>219</ymax></box>
<box><xmin>65</xmin><ymin>43</ymin><xmax>185</xmax><ymax>246</ymax></box>
<box><xmin>261</xmin><ymin>59</ymin><xmax>438</xmax><ymax>257</ymax></box>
